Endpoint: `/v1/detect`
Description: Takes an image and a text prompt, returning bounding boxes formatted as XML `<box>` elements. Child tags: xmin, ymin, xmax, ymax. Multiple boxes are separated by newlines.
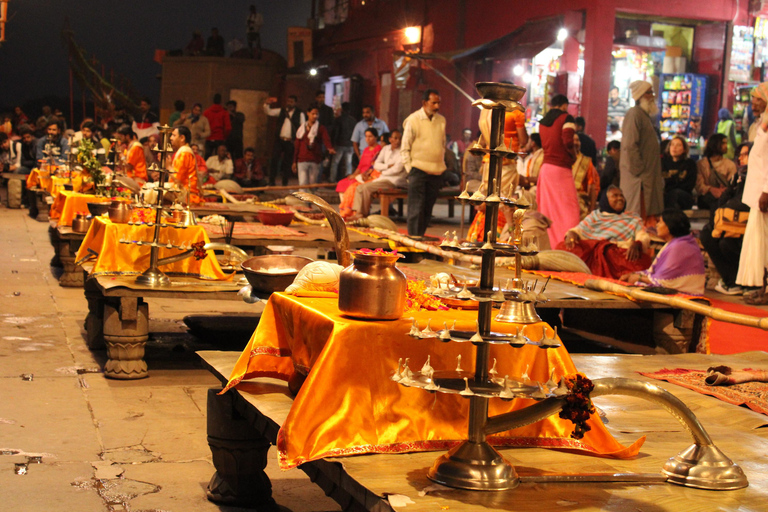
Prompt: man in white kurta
<box><xmin>737</xmin><ymin>83</ymin><xmax>768</xmax><ymax>302</ymax></box>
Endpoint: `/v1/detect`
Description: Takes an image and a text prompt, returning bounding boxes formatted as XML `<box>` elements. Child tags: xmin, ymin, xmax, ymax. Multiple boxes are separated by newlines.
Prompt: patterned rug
<box><xmin>640</xmin><ymin>368</ymin><xmax>768</xmax><ymax>416</ymax></box>
<box><xmin>199</xmin><ymin>222</ymin><xmax>306</xmax><ymax>238</ymax></box>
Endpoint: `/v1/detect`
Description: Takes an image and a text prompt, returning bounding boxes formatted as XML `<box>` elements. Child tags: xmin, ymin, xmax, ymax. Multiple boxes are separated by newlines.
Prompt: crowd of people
<box><xmin>5</xmin><ymin>73</ymin><xmax>768</xmax><ymax>302</ymax></box>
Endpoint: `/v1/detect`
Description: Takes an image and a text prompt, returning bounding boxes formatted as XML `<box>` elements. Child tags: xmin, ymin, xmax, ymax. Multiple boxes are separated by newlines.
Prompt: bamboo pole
<box><xmin>241</xmin><ymin>182</ymin><xmax>336</xmax><ymax>193</ymax></box>
<box><xmin>584</xmin><ymin>279</ymin><xmax>768</xmax><ymax>331</ymax></box>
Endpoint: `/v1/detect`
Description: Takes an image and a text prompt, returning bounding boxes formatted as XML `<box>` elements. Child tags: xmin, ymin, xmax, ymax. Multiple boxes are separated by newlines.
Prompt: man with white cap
<box><xmin>619</xmin><ymin>80</ymin><xmax>663</xmax><ymax>219</ymax></box>
<box><xmin>748</xmin><ymin>83</ymin><xmax>768</xmax><ymax>142</ymax></box>
<box><xmin>737</xmin><ymin>82</ymin><xmax>768</xmax><ymax>304</ymax></box>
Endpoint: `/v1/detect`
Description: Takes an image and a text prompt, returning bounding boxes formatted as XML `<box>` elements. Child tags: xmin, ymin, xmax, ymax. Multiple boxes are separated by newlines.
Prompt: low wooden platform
<box><xmin>198</xmin><ymin>349</ymin><xmax>768</xmax><ymax>512</ymax></box>
<box><xmin>84</xmin><ymin>274</ymin><xmax>243</xmax><ymax>379</ymax></box>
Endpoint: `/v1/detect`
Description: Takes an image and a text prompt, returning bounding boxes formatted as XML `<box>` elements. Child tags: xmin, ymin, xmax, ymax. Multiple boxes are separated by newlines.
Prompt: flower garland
<box><xmin>558</xmin><ymin>373</ymin><xmax>596</xmax><ymax>440</ymax></box>
<box><xmin>355</xmin><ymin>248</ymin><xmax>400</xmax><ymax>256</ymax></box>
<box><xmin>191</xmin><ymin>241</ymin><xmax>208</xmax><ymax>261</ymax></box>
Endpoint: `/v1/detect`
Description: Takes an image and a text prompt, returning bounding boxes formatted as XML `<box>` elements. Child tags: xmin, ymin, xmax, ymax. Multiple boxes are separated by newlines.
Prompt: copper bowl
<box><xmin>241</xmin><ymin>255</ymin><xmax>313</xmax><ymax>293</ymax></box>
<box><xmin>86</xmin><ymin>201</ymin><xmax>109</xmax><ymax>217</ymax></box>
<box><xmin>257</xmin><ymin>210</ymin><xmax>295</xmax><ymax>226</ymax></box>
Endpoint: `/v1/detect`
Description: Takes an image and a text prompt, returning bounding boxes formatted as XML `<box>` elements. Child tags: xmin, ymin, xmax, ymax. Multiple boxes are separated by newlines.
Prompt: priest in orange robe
<box><xmin>170</xmin><ymin>126</ymin><xmax>202</xmax><ymax>205</ymax></box>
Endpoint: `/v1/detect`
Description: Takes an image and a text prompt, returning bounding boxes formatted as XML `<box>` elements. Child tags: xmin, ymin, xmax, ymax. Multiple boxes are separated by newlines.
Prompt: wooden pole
<box><xmin>584</xmin><ymin>279</ymin><xmax>768</xmax><ymax>331</ymax></box>
<box><xmin>240</xmin><ymin>182</ymin><xmax>336</xmax><ymax>193</ymax></box>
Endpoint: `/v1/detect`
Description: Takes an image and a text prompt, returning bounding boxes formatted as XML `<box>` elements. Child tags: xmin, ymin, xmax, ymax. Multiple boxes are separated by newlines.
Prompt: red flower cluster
<box><xmin>191</xmin><ymin>240</ymin><xmax>208</xmax><ymax>261</ymax></box>
<box><xmin>129</xmin><ymin>207</ymin><xmax>153</xmax><ymax>224</ymax></box>
<box><xmin>558</xmin><ymin>374</ymin><xmax>596</xmax><ymax>440</ymax></box>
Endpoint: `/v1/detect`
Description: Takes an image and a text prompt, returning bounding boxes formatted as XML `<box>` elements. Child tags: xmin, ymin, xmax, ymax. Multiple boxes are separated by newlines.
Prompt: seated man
<box><xmin>35</xmin><ymin>118</ymin><xmax>69</xmax><ymax>166</ymax></box>
<box><xmin>559</xmin><ymin>185</ymin><xmax>652</xmax><ymax>279</ymax></box>
<box><xmin>205</xmin><ymin>143</ymin><xmax>233</xmax><ymax>181</ymax></box>
<box><xmin>190</xmin><ymin>144</ymin><xmax>215</xmax><ymax>187</ymax></box>
<box><xmin>232</xmin><ymin>147</ymin><xmax>265</xmax><ymax>188</ymax></box>
<box><xmin>571</xmin><ymin>133</ymin><xmax>600</xmax><ymax>219</ymax></box>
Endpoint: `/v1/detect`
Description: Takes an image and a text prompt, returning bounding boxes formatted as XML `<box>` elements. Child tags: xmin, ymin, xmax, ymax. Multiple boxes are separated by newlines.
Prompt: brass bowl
<box><xmin>475</xmin><ymin>82</ymin><xmax>527</xmax><ymax>102</ymax></box>
<box><xmin>86</xmin><ymin>201</ymin><xmax>109</xmax><ymax>217</ymax></box>
<box><xmin>241</xmin><ymin>255</ymin><xmax>313</xmax><ymax>293</ymax></box>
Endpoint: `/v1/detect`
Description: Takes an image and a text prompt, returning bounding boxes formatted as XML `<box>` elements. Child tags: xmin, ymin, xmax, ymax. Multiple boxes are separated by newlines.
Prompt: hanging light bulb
<box><xmin>557</xmin><ymin>28</ymin><xmax>568</xmax><ymax>42</ymax></box>
<box><xmin>513</xmin><ymin>65</ymin><xmax>524</xmax><ymax>76</ymax></box>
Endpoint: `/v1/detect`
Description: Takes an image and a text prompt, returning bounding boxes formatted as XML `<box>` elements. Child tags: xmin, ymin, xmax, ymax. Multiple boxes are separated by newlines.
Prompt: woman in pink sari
<box><xmin>337</xmin><ymin>128</ymin><xmax>381</xmax><ymax>219</ymax></box>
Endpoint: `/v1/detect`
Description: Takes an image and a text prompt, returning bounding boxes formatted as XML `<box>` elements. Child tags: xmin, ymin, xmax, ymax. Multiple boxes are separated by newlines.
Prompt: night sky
<box><xmin>0</xmin><ymin>0</ymin><xmax>312</xmax><ymax>114</ymax></box>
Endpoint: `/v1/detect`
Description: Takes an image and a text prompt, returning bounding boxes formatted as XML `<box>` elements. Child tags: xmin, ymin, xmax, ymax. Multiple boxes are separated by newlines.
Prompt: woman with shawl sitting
<box><xmin>559</xmin><ymin>185</ymin><xmax>652</xmax><ymax>279</ymax></box>
<box><xmin>620</xmin><ymin>208</ymin><xmax>706</xmax><ymax>296</ymax></box>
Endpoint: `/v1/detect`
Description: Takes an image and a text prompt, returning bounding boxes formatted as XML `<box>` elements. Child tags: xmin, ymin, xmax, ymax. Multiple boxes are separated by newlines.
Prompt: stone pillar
<box><xmin>7</xmin><ymin>178</ymin><xmax>23</xmax><ymax>209</ymax></box>
<box><xmin>581</xmin><ymin>1</ymin><xmax>616</xmax><ymax>149</ymax></box>
<box><xmin>102</xmin><ymin>299</ymin><xmax>149</xmax><ymax>380</ymax></box>
<box><xmin>206</xmin><ymin>389</ymin><xmax>279</xmax><ymax>511</ymax></box>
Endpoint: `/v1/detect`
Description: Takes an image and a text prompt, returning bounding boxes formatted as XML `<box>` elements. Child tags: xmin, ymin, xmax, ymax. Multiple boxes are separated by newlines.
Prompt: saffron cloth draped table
<box><xmin>223</xmin><ymin>292</ymin><xmax>644</xmax><ymax>469</ymax></box>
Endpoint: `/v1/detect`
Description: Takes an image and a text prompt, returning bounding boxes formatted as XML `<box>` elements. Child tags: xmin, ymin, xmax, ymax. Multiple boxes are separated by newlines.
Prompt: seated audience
<box><xmin>598</xmin><ymin>140</ymin><xmax>621</xmax><ymax>203</ymax></box>
<box><xmin>17</xmin><ymin>126</ymin><xmax>38</xmax><ymax>173</ymax></box>
<box><xmin>205</xmin><ymin>143</ymin><xmax>233</xmax><ymax>181</ymax></box>
<box><xmin>571</xmin><ymin>133</ymin><xmax>600</xmax><ymax>219</ymax></box>
<box><xmin>518</xmin><ymin>133</ymin><xmax>543</xmax><ymax>189</ymax></box>
<box><xmin>696</xmin><ymin>133</ymin><xmax>737</xmax><ymax>211</ymax></box>
<box><xmin>35</xmin><ymin>118</ymin><xmax>69</xmax><ymax>165</ymax></box>
<box><xmin>620</xmin><ymin>208</ymin><xmax>706</xmax><ymax>295</ymax></box>
<box><xmin>662</xmin><ymin>135</ymin><xmax>697</xmax><ymax>210</ymax></box>
<box><xmin>346</xmin><ymin>130</ymin><xmax>406</xmax><ymax>220</ymax></box>
<box><xmin>336</xmin><ymin>128</ymin><xmax>381</xmax><ymax>219</ymax></box>
<box><xmin>560</xmin><ymin>185</ymin><xmax>652</xmax><ymax>279</ymax></box>
<box><xmin>232</xmin><ymin>147</ymin><xmax>265</xmax><ymax>187</ymax></box>
<box><xmin>700</xmin><ymin>142</ymin><xmax>751</xmax><ymax>295</ymax></box>
<box><xmin>190</xmin><ymin>144</ymin><xmax>212</xmax><ymax>186</ymax></box>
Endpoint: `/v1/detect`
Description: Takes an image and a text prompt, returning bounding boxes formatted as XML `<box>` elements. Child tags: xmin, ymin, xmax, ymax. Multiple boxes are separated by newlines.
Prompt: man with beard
<box><xmin>748</xmin><ymin>85</ymin><xmax>767</xmax><ymax>142</ymax></box>
<box><xmin>35</xmin><ymin>118</ymin><xmax>69</xmax><ymax>165</ymax></box>
<box><xmin>620</xmin><ymin>80</ymin><xmax>663</xmax><ymax>219</ymax></box>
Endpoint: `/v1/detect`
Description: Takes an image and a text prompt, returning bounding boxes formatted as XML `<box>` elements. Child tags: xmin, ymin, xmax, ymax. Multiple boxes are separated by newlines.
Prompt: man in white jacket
<box><xmin>350</xmin><ymin>130</ymin><xmax>406</xmax><ymax>219</ymax></box>
<box><xmin>401</xmin><ymin>89</ymin><xmax>446</xmax><ymax>237</ymax></box>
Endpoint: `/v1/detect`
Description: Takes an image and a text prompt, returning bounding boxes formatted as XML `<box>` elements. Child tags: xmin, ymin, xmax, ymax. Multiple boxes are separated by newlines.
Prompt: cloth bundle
<box><xmin>705</xmin><ymin>365</ymin><xmax>768</xmax><ymax>386</ymax></box>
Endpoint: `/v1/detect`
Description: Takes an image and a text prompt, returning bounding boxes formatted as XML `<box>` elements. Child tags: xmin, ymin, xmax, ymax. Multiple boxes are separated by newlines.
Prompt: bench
<box><xmin>373</xmin><ymin>186</ymin><xmax>460</xmax><ymax>219</ymax></box>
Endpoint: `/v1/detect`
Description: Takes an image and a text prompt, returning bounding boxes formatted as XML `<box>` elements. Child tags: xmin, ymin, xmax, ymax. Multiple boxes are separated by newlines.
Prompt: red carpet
<box><xmin>528</xmin><ymin>271</ymin><xmax>768</xmax><ymax>355</ymax></box>
<box><xmin>640</xmin><ymin>368</ymin><xmax>768</xmax><ymax>415</ymax></box>
<box><xmin>706</xmin><ymin>298</ymin><xmax>768</xmax><ymax>355</ymax></box>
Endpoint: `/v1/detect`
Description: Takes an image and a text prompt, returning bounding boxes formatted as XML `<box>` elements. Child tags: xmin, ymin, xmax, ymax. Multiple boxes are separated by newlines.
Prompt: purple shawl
<box><xmin>639</xmin><ymin>234</ymin><xmax>705</xmax><ymax>295</ymax></box>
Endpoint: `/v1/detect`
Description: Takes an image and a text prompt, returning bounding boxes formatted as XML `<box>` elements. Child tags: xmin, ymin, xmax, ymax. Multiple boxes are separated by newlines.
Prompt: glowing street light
<box><xmin>309</xmin><ymin>68</ymin><xmax>318</xmax><ymax>76</ymax></box>
<box><xmin>513</xmin><ymin>65</ymin><xmax>524</xmax><ymax>76</ymax></box>
<box><xmin>404</xmin><ymin>26</ymin><xmax>421</xmax><ymax>45</ymax></box>
<box><xmin>523</xmin><ymin>73</ymin><xmax>533</xmax><ymax>83</ymax></box>
<box><xmin>557</xmin><ymin>28</ymin><xmax>568</xmax><ymax>42</ymax></box>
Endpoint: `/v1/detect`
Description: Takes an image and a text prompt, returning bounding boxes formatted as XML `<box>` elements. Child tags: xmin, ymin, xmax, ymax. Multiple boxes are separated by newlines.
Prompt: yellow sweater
<box><xmin>401</xmin><ymin>108</ymin><xmax>446</xmax><ymax>175</ymax></box>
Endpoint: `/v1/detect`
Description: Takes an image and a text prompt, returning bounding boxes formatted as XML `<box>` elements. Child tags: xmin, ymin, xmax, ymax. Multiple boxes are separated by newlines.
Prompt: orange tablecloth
<box><xmin>49</xmin><ymin>191</ymin><xmax>110</xmax><ymax>225</ymax></box>
<box><xmin>26</xmin><ymin>168</ymin><xmax>84</xmax><ymax>198</ymax></box>
<box><xmin>75</xmin><ymin>216</ymin><xmax>230</xmax><ymax>280</ymax></box>
<box><xmin>224</xmin><ymin>293</ymin><xmax>644</xmax><ymax>469</ymax></box>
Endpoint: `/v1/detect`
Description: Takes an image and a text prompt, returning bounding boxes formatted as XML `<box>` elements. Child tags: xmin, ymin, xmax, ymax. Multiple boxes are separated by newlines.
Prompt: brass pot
<box><xmin>107</xmin><ymin>200</ymin><xmax>132</xmax><ymax>224</ymax></box>
<box><xmin>72</xmin><ymin>214</ymin><xmax>92</xmax><ymax>233</ymax></box>
<box><xmin>338</xmin><ymin>253</ymin><xmax>406</xmax><ymax>320</ymax></box>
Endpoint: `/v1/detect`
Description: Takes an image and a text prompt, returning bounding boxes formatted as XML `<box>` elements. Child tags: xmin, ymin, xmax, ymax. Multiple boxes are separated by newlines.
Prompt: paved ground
<box><xmin>0</xmin><ymin>200</ymin><xmax>349</xmax><ymax>512</ymax></box>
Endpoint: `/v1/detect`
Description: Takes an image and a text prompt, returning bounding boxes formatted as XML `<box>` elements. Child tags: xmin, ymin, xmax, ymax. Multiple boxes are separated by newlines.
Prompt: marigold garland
<box><xmin>558</xmin><ymin>373</ymin><xmax>596</xmax><ymax>439</ymax></box>
<box><xmin>405</xmin><ymin>280</ymin><xmax>448</xmax><ymax>313</ymax></box>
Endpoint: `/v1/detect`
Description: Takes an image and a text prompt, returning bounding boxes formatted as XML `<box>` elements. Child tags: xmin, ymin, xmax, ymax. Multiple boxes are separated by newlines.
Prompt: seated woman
<box><xmin>346</xmin><ymin>130</ymin><xmax>406</xmax><ymax>221</ymax></box>
<box><xmin>620</xmin><ymin>208</ymin><xmax>705</xmax><ymax>296</ymax></box>
<box><xmin>662</xmin><ymin>135</ymin><xmax>697</xmax><ymax>210</ymax></box>
<box><xmin>559</xmin><ymin>186</ymin><xmax>652</xmax><ymax>279</ymax></box>
<box><xmin>696</xmin><ymin>133</ymin><xmax>737</xmax><ymax>211</ymax></box>
<box><xmin>336</xmin><ymin>128</ymin><xmax>381</xmax><ymax>219</ymax></box>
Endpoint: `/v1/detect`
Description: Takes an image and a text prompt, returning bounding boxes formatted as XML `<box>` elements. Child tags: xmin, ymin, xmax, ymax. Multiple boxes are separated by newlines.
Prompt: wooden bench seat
<box><xmin>373</xmin><ymin>186</ymin><xmax>460</xmax><ymax>218</ymax></box>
